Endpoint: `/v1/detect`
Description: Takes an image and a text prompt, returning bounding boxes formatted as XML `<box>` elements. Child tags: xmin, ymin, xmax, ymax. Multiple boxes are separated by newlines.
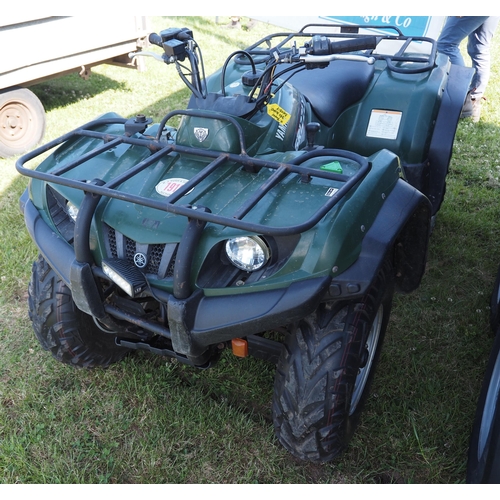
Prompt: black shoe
<box><xmin>461</xmin><ymin>92</ymin><xmax>473</xmax><ymax>118</ymax></box>
<box><xmin>461</xmin><ymin>92</ymin><xmax>482</xmax><ymax>122</ymax></box>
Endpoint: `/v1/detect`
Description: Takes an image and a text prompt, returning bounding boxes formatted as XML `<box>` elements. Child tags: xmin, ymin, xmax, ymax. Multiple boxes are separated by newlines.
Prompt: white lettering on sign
<box><xmin>362</xmin><ymin>16</ymin><xmax>412</xmax><ymax>28</ymax></box>
<box><xmin>275</xmin><ymin>123</ymin><xmax>287</xmax><ymax>141</ymax></box>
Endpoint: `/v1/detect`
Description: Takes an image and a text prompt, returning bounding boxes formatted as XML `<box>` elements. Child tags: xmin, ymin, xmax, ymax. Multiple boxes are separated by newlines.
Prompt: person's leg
<box><xmin>467</xmin><ymin>17</ymin><xmax>500</xmax><ymax>98</ymax></box>
<box><xmin>438</xmin><ymin>17</ymin><xmax>493</xmax><ymax>121</ymax></box>
<box><xmin>437</xmin><ymin>16</ymin><xmax>490</xmax><ymax>65</ymax></box>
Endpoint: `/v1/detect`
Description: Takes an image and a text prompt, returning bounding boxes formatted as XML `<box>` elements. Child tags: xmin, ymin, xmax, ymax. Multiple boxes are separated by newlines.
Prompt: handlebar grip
<box><xmin>309</xmin><ymin>35</ymin><xmax>378</xmax><ymax>55</ymax></box>
<box><xmin>329</xmin><ymin>36</ymin><xmax>378</xmax><ymax>54</ymax></box>
<box><xmin>149</xmin><ymin>33</ymin><xmax>163</xmax><ymax>47</ymax></box>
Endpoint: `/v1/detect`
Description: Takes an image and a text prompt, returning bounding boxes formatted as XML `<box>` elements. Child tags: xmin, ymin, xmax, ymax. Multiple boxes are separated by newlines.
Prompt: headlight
<box><xmin>102</xmin><ymin>258</ymin><xmax>146</xmax><ymax>297</ymax></box>
<box><xmin>225</xmin><ymin>236</ymin><xmax>270</xmax><ymax>272</ymax></box>
<box><xmin>66</xmin><ymin>201</ymin><xmax>79</xmax><ymax>222</ymax></box>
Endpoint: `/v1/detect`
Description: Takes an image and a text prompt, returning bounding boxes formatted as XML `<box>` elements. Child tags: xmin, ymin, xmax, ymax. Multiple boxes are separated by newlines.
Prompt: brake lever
<box><xmin>128</xmin><ymin>51</ymin><xmax>166</xmax><ymax>63</ymax></box>
<box><xmin>300</xmin><ymin>53</ymin><xmax>376</xmax><ymax>65</ymax></box>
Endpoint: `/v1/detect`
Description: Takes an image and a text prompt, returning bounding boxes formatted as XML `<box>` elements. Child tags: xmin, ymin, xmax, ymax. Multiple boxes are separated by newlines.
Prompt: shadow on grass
<box><xmin>30</xmin><ymin>72</ymin><xmax>129</xmax><ymax>112</ymax></box>
<box><xmin>25</xmin><ymin>16</ymin><xmax>270</xmax><ymax>118</ymax></box>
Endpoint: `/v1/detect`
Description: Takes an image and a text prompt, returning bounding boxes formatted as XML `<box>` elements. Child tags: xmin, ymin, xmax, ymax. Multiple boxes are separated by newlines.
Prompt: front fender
<box><xmin>328</xmin><ymin>178</ymin><xmax>431</xmax><ymax>299</ymax></box>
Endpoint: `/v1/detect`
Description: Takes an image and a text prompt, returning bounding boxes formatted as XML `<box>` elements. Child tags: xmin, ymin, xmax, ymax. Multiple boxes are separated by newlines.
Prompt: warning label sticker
<box><xmin>267</xmin><ymin>103</ymin><xmax>291</xmax><ymax>125</ymax></box>
<box><xmin>366</xmin><ymin>110</ymin><xmax>402</xmax><ymax>140</ymax></box>
<box><xmin>325</xmin><ymin>187</ymin><xmax>339</xmax><ymax>197</ymax></box>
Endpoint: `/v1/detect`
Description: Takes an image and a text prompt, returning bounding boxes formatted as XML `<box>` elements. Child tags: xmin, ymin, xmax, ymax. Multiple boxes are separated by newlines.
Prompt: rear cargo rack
<box><xmin>16</xmin><ymin>112</ymin><xmax>370</xmax><ymax>237</ymax></box>
<box><xmin>239</xmin><ymin>28</ymin><xmax>437</xmax><ymax>75</ymax></box>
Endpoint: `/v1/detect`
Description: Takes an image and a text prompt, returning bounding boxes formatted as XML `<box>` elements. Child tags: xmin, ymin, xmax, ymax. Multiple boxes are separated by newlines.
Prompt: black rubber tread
<box><xmin>28</xmin><ymin>255</ymin><xmax>129</xmax><ymax>368</ymax></box>
<box><xmin>490</xmin><ymin>265</ymin><xmax>500</xmax><ymax>334</ymax></box>
<box><xmin>272</xmin><ymin>259</ymin><xmax>393</xmax><ymax>462</ymax></box>
<box><xmin>467</xmin><ymin>328</ymin><xmax>500</xmax><ymax>483</ymax></box>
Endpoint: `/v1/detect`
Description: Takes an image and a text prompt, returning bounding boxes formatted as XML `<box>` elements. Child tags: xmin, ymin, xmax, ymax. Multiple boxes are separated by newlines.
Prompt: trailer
<box><xmin>0</xmin><ymin>16</ymin><xmax>150</xmax><ymax>158</ymax></box>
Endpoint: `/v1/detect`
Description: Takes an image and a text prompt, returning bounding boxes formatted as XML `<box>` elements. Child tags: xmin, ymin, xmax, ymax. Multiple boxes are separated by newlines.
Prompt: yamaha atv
<box><xmin>16</xmin><ymin>24</ymin><xmax>472</xmax><ymax>462</ymax></box>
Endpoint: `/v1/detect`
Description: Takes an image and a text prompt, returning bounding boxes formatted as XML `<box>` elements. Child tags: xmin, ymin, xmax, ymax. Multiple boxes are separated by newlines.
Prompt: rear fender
<box><xmin>424</xmin><ymin>63</ymin><xmax>474</xmax><ymax>215</ymax></box>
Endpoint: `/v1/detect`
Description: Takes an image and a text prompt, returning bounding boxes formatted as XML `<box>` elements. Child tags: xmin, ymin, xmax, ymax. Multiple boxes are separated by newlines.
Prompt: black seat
<box><xmin>289</xmin><ymin>59</ymin><xmax>375</xmax><ymax>127</ymax></box>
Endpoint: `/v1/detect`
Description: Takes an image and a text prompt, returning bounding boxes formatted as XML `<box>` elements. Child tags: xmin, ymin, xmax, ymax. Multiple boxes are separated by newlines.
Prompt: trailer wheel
<box><xmin>272</xmin><ymin>258</ymin><xmax>394</xmax><ymax>462</ymax></box>
<box><xmin>0</xmin><ymin>87</ymin><xmax>46</xmax><ymax>158</ymax></box>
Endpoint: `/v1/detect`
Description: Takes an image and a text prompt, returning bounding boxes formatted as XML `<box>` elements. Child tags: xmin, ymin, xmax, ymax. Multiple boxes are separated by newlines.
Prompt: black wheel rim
<box><xmin>350</xmin><ymin>304</ymin><xmax>383</xmax><ymax>415</ymax></box>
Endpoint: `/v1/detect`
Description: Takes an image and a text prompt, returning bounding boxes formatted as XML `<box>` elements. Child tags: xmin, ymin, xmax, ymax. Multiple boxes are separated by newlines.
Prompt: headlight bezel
<box><xmin>225</xmin><ymin>235</ymin><xmax>271</xmax><ymax>272</ymax></box>
<box><xmin>46</xmin><ymin>185</ymin><xmax>77</xmax><ymax>243</ymax></box>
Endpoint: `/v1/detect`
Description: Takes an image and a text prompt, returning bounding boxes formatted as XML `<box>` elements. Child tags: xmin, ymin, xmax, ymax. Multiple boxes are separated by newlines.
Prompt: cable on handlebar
<box><xmin>175</xmin><ymin>46</ymin><xmax>207</xmax><ymax>99</ymax></box>
<box><xmin>221</xmin><ymin>51</ymin><xmax>257</xmax><ymax>96</ymax></box>
<box><xmin>271</xmin><ymin>63</ymin><xmax>307</xmax><ymax>94</ymax></box>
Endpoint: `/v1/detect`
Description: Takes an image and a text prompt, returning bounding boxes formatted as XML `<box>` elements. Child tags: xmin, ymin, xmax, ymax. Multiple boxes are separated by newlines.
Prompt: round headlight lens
<box><xmin>225</xmin><ymin>236</ymin><xmax>270</xmax><ymax>272</ymax></box>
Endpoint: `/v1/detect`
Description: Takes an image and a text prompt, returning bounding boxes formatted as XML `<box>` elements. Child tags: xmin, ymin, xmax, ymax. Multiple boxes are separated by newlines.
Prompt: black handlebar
<box><xmin>149</xmin><ymin>28</ymin><xmax>193</xmax><ymax>47</ymax></box>
<box><xmin>148</xmin><ymin>32</ymin><xmax>163</xmax><ymax>47</ymax></box>
<box><xmin>148</xmin><ymin>28</ymin><xmax>195</xmax><ymax>61</ymax></box>
<box><xmin>146</xmin><ymin>26</ymin><xmax>434</xmax><ymax>106</ymax></box>
<box><xmin>308</xmin><ymin>35</ymin><xmax>378</xmax><ymax>55</ymax></box>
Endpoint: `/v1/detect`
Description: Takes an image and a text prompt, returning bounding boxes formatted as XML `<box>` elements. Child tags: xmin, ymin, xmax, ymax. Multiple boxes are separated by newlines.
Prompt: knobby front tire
<box><xmin>28</xmin><ymin>255</ymin><xmax>129</xmax><ymax>368</ymax></box>
<box><xmin>272</xmin><ymin>259</ymin><xmax>394</xmax><ymax>462</ymax></box>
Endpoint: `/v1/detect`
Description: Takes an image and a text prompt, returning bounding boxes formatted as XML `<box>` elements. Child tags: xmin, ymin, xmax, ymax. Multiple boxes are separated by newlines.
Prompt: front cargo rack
<box><xmin>16</xmin><ymin>110</ymin><xmax>370</xmax><ymax>237</ymax></box>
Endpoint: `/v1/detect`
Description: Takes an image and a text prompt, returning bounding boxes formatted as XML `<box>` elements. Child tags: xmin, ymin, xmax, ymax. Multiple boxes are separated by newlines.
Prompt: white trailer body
<box><xmin>0</xmin><ymin>16</ymin><xmax>150</xmax><ymax>157</ymax></box>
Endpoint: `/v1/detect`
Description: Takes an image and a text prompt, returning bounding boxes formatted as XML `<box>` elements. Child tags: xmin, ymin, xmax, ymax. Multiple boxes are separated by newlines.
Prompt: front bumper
<box><xmin>20</xmin><ymin>189</ymin><xmax>331</xmax><ymax>364</ymax></box>
<box><xmin>20</xmin><ymin>172</ymin><xmax>431</xmax><ymax>365</ymax></box>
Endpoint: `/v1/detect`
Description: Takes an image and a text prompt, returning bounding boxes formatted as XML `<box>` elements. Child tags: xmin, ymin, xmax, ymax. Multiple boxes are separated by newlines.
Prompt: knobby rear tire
<box><xmin>490</xmin><ymin>265</ymin><xmax>500</xmax><ymax>334</ymax></box>
<box><xmin>467</xmin><ymin>328</ymin><xmax>500</xmax><ymax>484</ymax></box>
<box><xmin>28</xmin><ymin>255</ymin><xmax>129</xmax><ymax>368</ymax></box>
<box><xmin>272</xmin><ymin>259</ymin><xmax>394</xmax><ymax>462</ymax></box>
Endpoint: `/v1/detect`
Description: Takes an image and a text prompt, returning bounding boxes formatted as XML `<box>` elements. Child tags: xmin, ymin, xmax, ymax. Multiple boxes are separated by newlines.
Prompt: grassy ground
<box><xmin>0</xmin><ymin>16</ymin><xmax>499</xmax><ymax>484</ymax></box>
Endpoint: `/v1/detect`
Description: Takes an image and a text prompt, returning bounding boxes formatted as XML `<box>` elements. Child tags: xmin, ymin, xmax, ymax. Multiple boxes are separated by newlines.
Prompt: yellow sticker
<box><xmin>267</xmin><ymin>103</ymin><xmax>291</xmax><ymax>125</ymax></box>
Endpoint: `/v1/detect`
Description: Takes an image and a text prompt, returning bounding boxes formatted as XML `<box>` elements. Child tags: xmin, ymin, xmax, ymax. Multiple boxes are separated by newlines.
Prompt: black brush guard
<box><xmin>16</xmin><ymin>111</ymin><xmax>372</xmax><ymax>366</ymax></box>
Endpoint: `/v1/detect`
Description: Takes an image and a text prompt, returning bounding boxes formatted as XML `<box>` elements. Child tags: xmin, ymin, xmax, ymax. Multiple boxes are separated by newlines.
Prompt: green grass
<box><xmin>1</xmin><ymin>15</ymin><xmax>500</xmax><ymax>484</ymax></box>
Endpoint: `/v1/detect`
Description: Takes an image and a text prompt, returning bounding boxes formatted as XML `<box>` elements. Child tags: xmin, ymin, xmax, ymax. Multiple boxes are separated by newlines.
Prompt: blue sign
<box><xmin>323</xmin><ymin>16</ymin><xmax>435</xmax><ymax>38</ymax></box>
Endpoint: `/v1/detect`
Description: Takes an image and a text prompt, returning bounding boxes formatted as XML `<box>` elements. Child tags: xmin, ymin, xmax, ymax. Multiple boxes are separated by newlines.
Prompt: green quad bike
<box><xmin>17</xmin><ymin>25</ymin><xmax>473</xmax><ymax>462</ymax></box>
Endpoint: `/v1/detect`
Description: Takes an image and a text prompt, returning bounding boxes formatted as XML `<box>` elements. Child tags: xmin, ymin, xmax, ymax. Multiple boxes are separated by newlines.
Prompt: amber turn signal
<box><xmin>231</xmin><ymin>338</ymin><xmax>248</xmax><ymax>358</ymax></box>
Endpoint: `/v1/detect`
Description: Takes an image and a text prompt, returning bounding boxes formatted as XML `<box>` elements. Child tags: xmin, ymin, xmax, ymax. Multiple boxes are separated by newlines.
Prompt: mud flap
<box><xmin>426</xmin><ymin>63</ymin><xmax>474</xmax><ymax>215</ymax></box>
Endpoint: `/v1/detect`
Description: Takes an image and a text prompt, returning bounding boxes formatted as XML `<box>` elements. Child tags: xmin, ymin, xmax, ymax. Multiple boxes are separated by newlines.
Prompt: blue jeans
<box><xmin>437</xmin><ymin>16</ymin><xmax>499</xmax><ymax>97</ymax></box>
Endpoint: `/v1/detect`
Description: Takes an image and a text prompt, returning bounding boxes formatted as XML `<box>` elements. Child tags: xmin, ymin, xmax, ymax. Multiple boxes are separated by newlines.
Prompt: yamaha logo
<box><xmin>194</xmin><ymin>127</ymin><xmax>209</xmax><ymax>142</ymax></box>
<box><xmin>133</xmin><ymin>252</ymin><xmax>147</xmax><ymax>269</ymax></box>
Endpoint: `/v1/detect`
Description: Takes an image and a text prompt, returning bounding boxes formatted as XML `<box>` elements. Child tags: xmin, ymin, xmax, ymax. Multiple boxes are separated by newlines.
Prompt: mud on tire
<box><xmin>28</xmin><ymin>255</ymin><xmax>129</xmax><ymax>368</ymax></box>
<box><xmin>272</xmin><ymin>259</ymin><xmax>394</xmax><ymax>462</ymax></box>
